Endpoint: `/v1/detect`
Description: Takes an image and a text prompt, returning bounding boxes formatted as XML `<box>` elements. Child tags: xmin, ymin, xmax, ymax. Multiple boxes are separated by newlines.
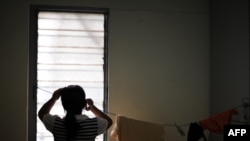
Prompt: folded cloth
<box><xmin>199</xmin><ymin>109</ymin><xmax>238</xmax><ymax>133</ymax></box>
<box><xmin>110</xmin><ymin>115</ymin><xmax>165</xmax><ymax>141</ymax></box>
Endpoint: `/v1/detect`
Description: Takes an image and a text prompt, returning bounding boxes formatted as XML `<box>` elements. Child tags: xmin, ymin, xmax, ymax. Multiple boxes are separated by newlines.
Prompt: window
<box><xmin>29</xmin><ymin>6</ymin><xmax>109</xmax><ymax>141</ymax></box>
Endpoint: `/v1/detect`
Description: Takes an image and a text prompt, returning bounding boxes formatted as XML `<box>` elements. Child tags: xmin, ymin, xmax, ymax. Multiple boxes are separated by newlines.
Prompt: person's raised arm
<box><xmin>86</xmin><ymin>99</ymin><xmax>113</xmax><ymax>129</ymax></box>
<box><xmin>38</xmin><ymin>88</ymin><xmax>62</xmax><ymax>121</ymax></box>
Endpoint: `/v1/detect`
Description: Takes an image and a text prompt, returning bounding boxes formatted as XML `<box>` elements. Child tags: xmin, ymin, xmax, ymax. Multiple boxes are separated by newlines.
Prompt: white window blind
<box><xmin>36</xmin><ymin>11</ymin><xmax>105</xmax><ymax>141</ymax></box>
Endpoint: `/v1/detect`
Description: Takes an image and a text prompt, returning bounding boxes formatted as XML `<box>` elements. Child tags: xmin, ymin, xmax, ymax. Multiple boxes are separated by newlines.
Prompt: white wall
<box><xmin>210</xmin><ymin>0</ymin><xmax>249</xmax><ymax>141</ymax></box>
<box><xmin>108</xmin><ymin>7</ymin><xmax>210</xmax><ymax>141</ymax></box>
<box><xmin>0</xmin><ymin>0</ymin><xmax>29</xmax><ymax>141</ymax></box>
<box><xmin>0</xmin><ymin>0</ymin><xmax>211</xmax><ymax>141</ymax></box>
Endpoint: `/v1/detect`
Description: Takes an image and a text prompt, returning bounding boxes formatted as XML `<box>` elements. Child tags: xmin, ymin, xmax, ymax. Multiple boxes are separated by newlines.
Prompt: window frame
<box><xmin>28</xmin><ymin>5</ymin><xmax>109</xmax><ymax>141</ymax></box>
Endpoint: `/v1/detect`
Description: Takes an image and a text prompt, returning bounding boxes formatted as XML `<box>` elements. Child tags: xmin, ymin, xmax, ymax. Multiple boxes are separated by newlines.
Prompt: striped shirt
<box><xmin>42</xmin><ymin>114</ymin><xmax>108</xmax><ymax>141</ymax></box>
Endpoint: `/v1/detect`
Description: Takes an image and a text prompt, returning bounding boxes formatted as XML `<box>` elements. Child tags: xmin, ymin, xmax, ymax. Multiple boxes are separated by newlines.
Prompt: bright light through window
<box><xmin>36</xmin><ymin>11</ymin><xmax>106</xmax><ymax>141</ymax></box>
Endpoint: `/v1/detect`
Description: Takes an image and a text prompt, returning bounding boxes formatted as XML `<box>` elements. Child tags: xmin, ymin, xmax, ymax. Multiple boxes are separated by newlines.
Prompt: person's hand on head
<box><xmin>52</xmin><ymin>88</ymin><xmax>63</xmax><ymax>100</ymax></box>
<box><xmin>85</xmin><ymin>98</ymin><xmax>113</xmax><ymax>128</ymax></box>
<box><xmin>85</xmin><ymin>98</ymin><xmax>94</xmax><ymax>111</ymax></box>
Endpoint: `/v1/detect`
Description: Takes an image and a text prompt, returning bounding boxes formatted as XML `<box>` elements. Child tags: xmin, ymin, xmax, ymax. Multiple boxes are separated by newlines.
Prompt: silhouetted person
<box><xmin>38</xmin><ymin>85</ymin><xmax>113</xmax><ymax>141</ymax></box>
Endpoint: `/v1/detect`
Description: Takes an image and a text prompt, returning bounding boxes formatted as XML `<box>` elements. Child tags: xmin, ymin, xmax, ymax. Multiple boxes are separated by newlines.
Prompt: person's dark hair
<box><xmin>60</xmin><ymin>85</ymin><xmax>86</xmax><ymax>141</ymax></box>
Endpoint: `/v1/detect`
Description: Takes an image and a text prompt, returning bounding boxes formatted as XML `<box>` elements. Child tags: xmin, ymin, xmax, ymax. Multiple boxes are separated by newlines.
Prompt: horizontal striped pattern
<box><xmin>36</xmin><ymin>11</ymin><xmax>106</xmax><ymax>141</ymax></box>
<box><xmin>53</xmin><ymin>117</ymin><xmax>98</xmax><ymax>141</ymax></box>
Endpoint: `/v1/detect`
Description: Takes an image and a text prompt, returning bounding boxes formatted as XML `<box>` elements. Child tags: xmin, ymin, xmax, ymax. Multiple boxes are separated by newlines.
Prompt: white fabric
<box><xmin>111</xmin><ymin>115</ymin><xmax>165</xmax><ymax>141</ymax></box>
